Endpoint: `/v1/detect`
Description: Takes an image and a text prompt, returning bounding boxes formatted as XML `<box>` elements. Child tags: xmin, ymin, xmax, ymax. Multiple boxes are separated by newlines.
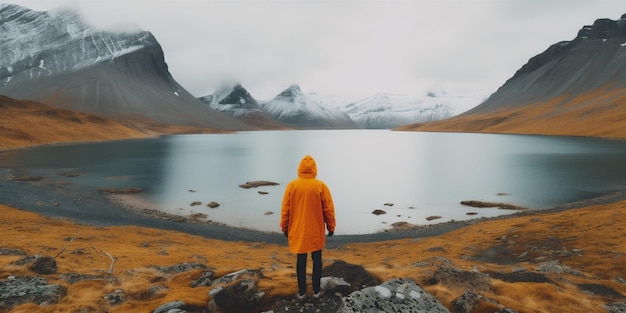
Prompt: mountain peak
<box><xmin>0</xmin><ymin>3</ymin><xmax>246</xmax><ymax>130</ymax></box>
<box><xmin>506</xmin><ymin>14</ymin><xmax>626</xmax><ymax>85</ymax></box>
<box><xmin>276</xmin><ymin>84</ymin><xmax>303</xmax><ymax>98</ymax></box>
<box><xmin>576</xmin><ymin>14</ymin><xmax>626</xmax><ymax>40</ymax></box>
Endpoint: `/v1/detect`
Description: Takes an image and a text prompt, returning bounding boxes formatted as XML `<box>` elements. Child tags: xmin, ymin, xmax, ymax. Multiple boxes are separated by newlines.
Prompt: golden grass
<box><xmin>396</xmin><ymin>87</ymin><xmax>626</xmax><ymax>139</ymax></box>
<box><xmin>0</xmin><ymin>95</ymin><xmax>228</xmax><ymax>151</ymax></box>
<box><xmin>2</xmin><ymin>197</ymin><xmax>625</xmax><ymax>312</ymax></box>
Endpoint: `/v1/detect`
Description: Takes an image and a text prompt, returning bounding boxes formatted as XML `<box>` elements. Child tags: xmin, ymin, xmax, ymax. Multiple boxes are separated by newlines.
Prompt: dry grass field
<box><xmin>1</xmin><ymin>199</ymin><xmax>625</xmax><ymax>312</ymax></box>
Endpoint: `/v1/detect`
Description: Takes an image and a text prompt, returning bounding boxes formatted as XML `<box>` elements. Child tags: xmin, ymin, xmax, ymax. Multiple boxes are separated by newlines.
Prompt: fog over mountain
<box><xmin>0</xmin><ymin>4</ymin><xmax>246</xmax><ymax>129</ymax></box>
<box><xmin>340</xmin><ymin>89</ymin><xmax>487</xmax><ymax>129</ymax></box>
<box><xmin>398</xmin><ymin>14</ymin><xmax>626</xmax><ymax>138</ymax></box>
<box><xmin>260</xmin><ymin>85</ymin><xmax>357</xmax><ymax>129</ymax></box>
<box><xmin>467</xmin><ymin>13</ymin><xmax>626</xmax><ymax>115</ymax></box>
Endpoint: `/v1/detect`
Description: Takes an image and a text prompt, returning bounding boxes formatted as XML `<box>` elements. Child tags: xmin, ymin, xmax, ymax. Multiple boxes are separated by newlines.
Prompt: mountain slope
<box><xmin>0</xmin><ymin>95</ymin><xmax>151</xmax><ymax>149</ymax></box>
<box><xmin>260</xmin><ymin>85</ymin><xmax>357</xmax><ymax>129</ymax></box>
<box><xmin>0</xmin><ymin>4</ymin><xmax>246</xmax><ymax>129</ymax></box>
<box><xmin>199</xmin><ymin>84</ymin><xmax>287</xmax><ymax>129</ymax></box>
<box><xmin>397</xmin><ymin>14</ymin><xmax>626</xmax><ymax>138</ymax></box>
<box><xmin>342</xmin><ymin>93</ymin><xmax>461</xmax><ymax>129</ymax></box>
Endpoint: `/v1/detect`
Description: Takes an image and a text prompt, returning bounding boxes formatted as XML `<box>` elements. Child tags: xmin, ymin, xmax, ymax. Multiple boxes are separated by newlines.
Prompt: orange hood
<box><xmin>298</xmin><ymin>155</ymin><xmax>317</xmax><ymax>179</ymax></box>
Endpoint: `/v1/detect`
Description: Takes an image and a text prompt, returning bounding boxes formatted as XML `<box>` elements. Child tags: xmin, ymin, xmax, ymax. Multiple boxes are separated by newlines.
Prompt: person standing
<box><xmin>280</xmin><ymin>155</ymin><xmax>336</xmax><ymax>300</ymax></box>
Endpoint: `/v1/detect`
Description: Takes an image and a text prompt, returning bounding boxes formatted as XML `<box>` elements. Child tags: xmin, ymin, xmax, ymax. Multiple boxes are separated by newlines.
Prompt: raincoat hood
<box><xmin>297</xmin><ymin>155</ymin><xmax>317</xmax><ymax>179</ymax></box>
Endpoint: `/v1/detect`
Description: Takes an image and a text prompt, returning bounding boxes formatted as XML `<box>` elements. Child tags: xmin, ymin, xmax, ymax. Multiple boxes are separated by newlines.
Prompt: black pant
<box><xmin>297</xmin><ymin>250</ymin><xmax>322</xmax><ymax>296</ymax></box>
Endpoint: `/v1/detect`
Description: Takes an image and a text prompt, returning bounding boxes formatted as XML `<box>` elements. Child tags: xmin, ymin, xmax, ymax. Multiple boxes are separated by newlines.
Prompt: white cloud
<box><xmin>5</xmin><ymin>0</ymin><xmax>625</xmax><ymax>101</ymax></box>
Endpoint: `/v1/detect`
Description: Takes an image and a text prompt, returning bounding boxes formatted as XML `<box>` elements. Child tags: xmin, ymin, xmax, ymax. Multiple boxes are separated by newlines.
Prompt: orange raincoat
<box><xmin>280</xmin><ymin>155</ymin><xmax>336</xmax><ymax>254</ymax></box>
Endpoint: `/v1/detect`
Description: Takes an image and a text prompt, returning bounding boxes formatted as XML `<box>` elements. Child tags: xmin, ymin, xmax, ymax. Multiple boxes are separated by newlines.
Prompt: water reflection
<box><xmin>2</xmin><ymin>131</ymin><xmax>626</xmax><ymax>235</ymax></box>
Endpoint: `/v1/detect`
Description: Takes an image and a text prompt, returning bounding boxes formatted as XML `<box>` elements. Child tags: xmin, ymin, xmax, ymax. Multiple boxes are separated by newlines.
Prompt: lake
<box><xmin>2</xmin><ymin>130</ymin><xmax>626</xmax><ymax>235</ymax></box>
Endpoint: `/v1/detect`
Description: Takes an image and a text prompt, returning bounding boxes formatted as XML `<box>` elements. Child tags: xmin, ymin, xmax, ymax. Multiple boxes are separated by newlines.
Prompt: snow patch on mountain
<box><xmin>261</xmin><ymin>85</ymin><xmax>357</xmax><ymax>128</ymax></box>
<box><xmin>0</xmin><ymin>4</ymin><xmax>152</xmax><ymax>87</ymax></box>
<box><xmin>340</xmin><ymin>88</ymin><xmax>490</xmax><ymax>129</ymax></box>
<box><xmin>199</xmin><ymin>83</ymin><xmax>263</xmax><ymax>118</ymax></box>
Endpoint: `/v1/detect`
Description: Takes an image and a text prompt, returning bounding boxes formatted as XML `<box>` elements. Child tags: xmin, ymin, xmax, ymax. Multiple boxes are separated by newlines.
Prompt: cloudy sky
<box><xmin>6</xmin><ymin>0</ymin><xmax>625</xmax><ymax>101</ymax></box>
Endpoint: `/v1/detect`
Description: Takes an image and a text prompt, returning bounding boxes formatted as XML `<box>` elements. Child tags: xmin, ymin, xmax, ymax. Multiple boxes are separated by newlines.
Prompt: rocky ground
<box><xmin>1</xmin><ymin>194</ymin><xmax>626</xmax><ymax>312</ymax></box>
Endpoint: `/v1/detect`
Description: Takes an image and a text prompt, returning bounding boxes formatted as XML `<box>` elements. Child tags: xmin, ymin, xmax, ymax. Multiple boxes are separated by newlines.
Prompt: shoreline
<box><xmin>3</xmin><ymin>161</ymin><xmax>626</xmax><ymax>244</ymax></box>
<box><xmin>3</xmin><ymin>135</ymin><xmax>626</xmax><ymax>245</ymax></box>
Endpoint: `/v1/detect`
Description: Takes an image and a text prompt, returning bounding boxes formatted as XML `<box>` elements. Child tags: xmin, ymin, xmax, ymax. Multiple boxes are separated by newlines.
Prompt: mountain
<box><xmin>0</xmin><ymin>4</ymin><xmax>246</xmax><ymax>130</ymax></box>
<box><xmin>341</xmin><ymin>89</ymin><xmax>484</xmax><ymax>129</ymax></box>
<box><xmin>0</xmin><ymin>94</ymin><xmax>141</xmax><ymax>149</ymax></box>
<box><xmin>397</xmin><ymin>14</ymin><xmax>626</xmax><ymax>138</ymax></box>
<box><xmin>260</xmin><ymin>85</ymin><xmax>358</xmax><ymax>129</ymax></box>
<box><xmin>199</xmin><ymin>84</ymin><xmax>287</xmax><ymax>129</ymax></box>
<box><xmin>200</xmin><ymin>84</ymin><xmax>259</xmax><ymax>112</ymax></box>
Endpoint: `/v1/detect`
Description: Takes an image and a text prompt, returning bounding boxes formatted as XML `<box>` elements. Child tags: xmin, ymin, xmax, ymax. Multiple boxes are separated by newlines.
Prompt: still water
<box><xmin>2</xmin><ymin>130</ymin><xmax>626</xmax><ymax>234</ymax></box>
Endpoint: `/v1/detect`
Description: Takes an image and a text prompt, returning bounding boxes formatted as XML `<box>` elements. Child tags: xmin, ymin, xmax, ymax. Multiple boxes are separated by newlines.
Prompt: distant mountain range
<box><xmin>0</xmin><ymin>4</ymin><xmax>482</xmax><ymax>130</ymax></box>
<box><xmin>2</xmin><ymin>4</ymin><xmax>624</xmax><ymax>135</ymax></box>
<box><xmin>398</xmin><ymin>13</ymin><xmax>626</xmax><ymax>138</ymax></box>
<box><xmin>199</xmin><ymin>84</ymin><xmax>482</xmax><ymax>129</ymax></box>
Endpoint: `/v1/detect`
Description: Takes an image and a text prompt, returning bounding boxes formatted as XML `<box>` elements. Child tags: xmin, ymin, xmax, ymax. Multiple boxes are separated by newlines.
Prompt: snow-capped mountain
<box><xmin>340</xmin><ymin>89</ymin><xmax>488</xmax><ymax>129</ymax></box>
<box><xmin>199</xmin><ymin>83</ymin><xmax>286</xmax><ymax>129</ymax></box>
<box><xmin>199</xmin><ymin>84</ymin><xmax>261</xmax><ymax>117</ymax></box>
<box><xmin>260</xmin><ymin>85</ymin><xmax>357</xmax><ymax>129</ymax></box>
<box><xmin>0</xmin><ymin>4</ymin><xmax>245</xmax><ymax>129</ymax></box>
<box><xmin>0</xmin><ymin>4</ymin><xmax>145</xmax><ymax>82</ymax></box>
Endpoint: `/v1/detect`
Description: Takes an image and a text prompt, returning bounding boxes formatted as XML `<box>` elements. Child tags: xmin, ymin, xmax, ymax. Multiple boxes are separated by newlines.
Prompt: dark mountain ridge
<box><xmin>398</xmin><ymin>13</ymin><xmax>626</xmax><ymax>138</ymax></box>
<box><xmin>467</xmin><ymin>13</ymin><xmax>626</xmax><ymax>115</ymax></box>
<box><xmin>199</xmin><ymin>84</ymin><xmax>288</xmax><ymax>129</ymax></box>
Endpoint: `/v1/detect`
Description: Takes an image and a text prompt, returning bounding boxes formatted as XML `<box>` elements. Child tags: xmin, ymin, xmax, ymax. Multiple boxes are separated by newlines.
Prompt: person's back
<box><xmin>280</xmin><ymin>155</ymin><xmax>336</xmax><ymax>299</ymax></box>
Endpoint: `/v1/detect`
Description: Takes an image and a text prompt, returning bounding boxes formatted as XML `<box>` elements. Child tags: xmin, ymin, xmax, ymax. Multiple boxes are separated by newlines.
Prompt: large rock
<box><xmin>208</xmin><ymin>279</ymin><xmax>264</xmax><ymax>313</ymax></box>
<box><xmin>426</xmin><ymin>266</ymin><xmax>492</xmax><ymax>292</ymax></box>
<box><xmin>340</xmin><ymin>278</ymin><xmax>450</xmax><ymax>313</ymax></box>
<box><xmin>322</xmin><ymin>260</ymin><xmax>381</xmax><ymax>291</ymax></box>
<box><xmin>0</xmin><ymin>276</ymin><xmax>65</xmax><ymax>309</ymax></box>
<box><xmin>207</xmin><ymin>269</ymin><xmax>265</xmax><ymax>312</ymax></box>
<box><xmin>151</xmin><ymin>262</ymin><xmax>211</xmax><ymax>275</ymax></box>
<box><xmin>28</xmin><ymin>256</ymin><xmax>57</xmax><ymax>275</ymax></box>
<box><xmin>451</xmin><ymin>291</ymin><xmax>514</xmax><ymax>313</ymax></box>
<box><xmin>321</xmin><ymin>276</ymin><xmax>352</xmax><ymax>295</ymax></box>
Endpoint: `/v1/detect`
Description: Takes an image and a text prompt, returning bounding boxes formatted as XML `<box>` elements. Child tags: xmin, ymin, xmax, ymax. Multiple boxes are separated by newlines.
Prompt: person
<box><xmin>280</xmin><ymin>155</ymin><xmax>336</xmax><ymax>300</ymax></box>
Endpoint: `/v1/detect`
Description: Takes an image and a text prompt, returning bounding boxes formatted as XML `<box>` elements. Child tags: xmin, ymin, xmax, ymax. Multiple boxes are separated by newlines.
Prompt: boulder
<box><xmin>153</xmin><ymin>300</ymin><xmax>186</xmax><ymax>313</ymax></box>
<box><xmin>340</xmin><ymin>278</ymin><xmax>450</xmax><ymax>313</ymax></box>
<box><xmin>210</xmin><ymin>269</ymin><xmax>263</xmax><ymax>286</ymax></box>
<box><xmin>451</xmin><ymin>291</ymin><xmax>506</xmax><ymax>313</ymax></box>
<box><xmin>191</xmin><ymin>270</ymin><xmax>215</xmax><ymax>287</ymax></box>
<box><xmin>151</xmin><ymin>262</ymin><xmax>211</xmax><ymax>275</ymax></box>
<box><xmin>0</xmin><ymin>276</ymin><xmax>65</xmax><ymax>309</ymax></box>
<box><xmin>28</xmin><ymin>256</ymin><xmax>57</xmax><ymax>275</ymax></box>
<box><xmin>209</xmin><ymin>279</ymin><xmax>264</xmax><ymax>312</ymax></box>
<box><xmin>606</xmin><ymin>301</ymin><xmax>626</xmax><ymax>313</ymax></box>
<box><xmin>322</xmin><ymin>260</ymin><xmax>380</xmax><ymax>291</ymax></box>
<box><xmin>0</xmin><ymin>247</ymin><xmax>26</xmax><ymax>256</ymax></box>
<box><xmin>103</xmin><ymin>289</ymin><xmax>126</xmax><ymax>305</ymax></box>
<box><xmin>321</xmin><ymin>276</ymin><xmax>352</xmax><ymax>295</ymax></box>
<box><xmin>207</xmin><ymin>269</ymin><xmax>266</xmax><ymax>312</ymax></box>
<box><xmin>426</xmin><ymin>266</ymin><xmax>492</xmax><ymax>292</ymax></box>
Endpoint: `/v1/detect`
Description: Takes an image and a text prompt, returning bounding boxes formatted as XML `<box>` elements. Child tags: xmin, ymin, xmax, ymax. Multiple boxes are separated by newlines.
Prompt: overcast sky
<box><xmin>6</xmin><ymin>0</ymin><xmax>625</xmax><ymax>101</ymax></box>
